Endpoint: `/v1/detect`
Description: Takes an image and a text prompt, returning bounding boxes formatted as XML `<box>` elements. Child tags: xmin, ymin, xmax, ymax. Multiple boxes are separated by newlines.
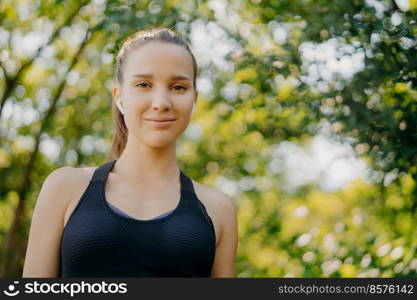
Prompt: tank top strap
<box><xmin>91</xmin><ymin>160</ymin><xmax>117</xmax><ymax>183</ymax></box>
<box><xmin>91</xmin><ymin>160</ymin><xmax>196</xmax><ymax>196</ymax></box>
<box><xmin>179</xmin><ymin>170</ymin><xmax>196</xmax><ymax>194</ymax></box>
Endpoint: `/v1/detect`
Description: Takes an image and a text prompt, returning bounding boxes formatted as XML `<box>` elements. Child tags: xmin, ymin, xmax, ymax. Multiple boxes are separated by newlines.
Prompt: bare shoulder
<box><xmin>191</xmin><ymin>180</ymin><xmax>238</xmax><ymax>246</ymax></box>
<box><xmin>44</xmin><ymin>166</ymin><xmax>97</xmax><ymax>198</ymax></box>
<box><xmin>41</xmin><ymin>166</ymin><xmax>80</xmax><ymax>200</ymax></box>
<box><xmin>23</xmin><ymin>165</ymin><xmax>97</xmax><ymax>277</ymax></box>
<box><xmin>192</xmin><ymin>180</ymin><xmax>236</xmax><ymax>212</ymax></box>
<box><xmin>58</xmin><ymin>165</ymin><xmax>98</xmax><ymax>226</ymax></box>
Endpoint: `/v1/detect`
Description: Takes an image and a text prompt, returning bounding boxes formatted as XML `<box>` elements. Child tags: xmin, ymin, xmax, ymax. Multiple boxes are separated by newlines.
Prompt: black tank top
<box><xmin>59</xmin><ymin>160</ymin><xmax>216</xmax><ymax>277</ymax></box>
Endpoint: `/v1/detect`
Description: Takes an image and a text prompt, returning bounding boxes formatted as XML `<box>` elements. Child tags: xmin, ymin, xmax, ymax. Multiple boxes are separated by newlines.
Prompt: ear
<box><xmin>116</xmin><ymin>97</ymin><xmax>124</xmax><ymax>115</ymax></box>
<box><xmin>112</xmin><ymin>85</ymin><xmax>119</xmax><ymax>100</ymax></box>
<box><xmin>112</xmin><ymin>85</ymin><xmax>124</xmax><ymax>115</ymax></box>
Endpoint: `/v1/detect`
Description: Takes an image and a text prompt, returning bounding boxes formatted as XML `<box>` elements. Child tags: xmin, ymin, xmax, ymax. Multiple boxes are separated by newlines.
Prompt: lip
<box><xmin>145</xmin><ymin>118</ymin><xmax>177</xmax><ymax>122</ymax></box>
<box><xmin>145</xmin><ymin>118</ymin><xmax>176</xmax><ymax>128</ymax></box>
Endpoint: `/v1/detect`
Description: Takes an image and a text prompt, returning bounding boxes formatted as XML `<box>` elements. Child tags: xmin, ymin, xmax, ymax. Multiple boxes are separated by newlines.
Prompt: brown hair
<box><xmin>106</xmin><ymin>27</ymin><xmax>198</xmax><ymax>161</ymax></box>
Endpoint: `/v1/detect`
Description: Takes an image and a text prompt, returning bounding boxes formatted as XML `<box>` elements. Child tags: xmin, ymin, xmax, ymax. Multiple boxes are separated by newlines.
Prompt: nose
<box><xmin>151</xmin><ymin>86</ymin><xmax>172</xmax><ymax>111</ymax></box>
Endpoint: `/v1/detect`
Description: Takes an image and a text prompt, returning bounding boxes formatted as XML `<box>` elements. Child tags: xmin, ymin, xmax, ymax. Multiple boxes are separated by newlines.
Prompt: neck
<box><xmin>113</xmin><ymin>133</ymin><xmax>180</xmax><ymax>183</ymax></box>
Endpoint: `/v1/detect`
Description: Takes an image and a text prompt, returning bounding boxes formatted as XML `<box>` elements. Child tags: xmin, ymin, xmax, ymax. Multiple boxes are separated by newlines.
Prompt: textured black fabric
<box><xmin>59</xmin><ymin>160</ymin><xmax>216</xmax><ymax>277</ymax></box>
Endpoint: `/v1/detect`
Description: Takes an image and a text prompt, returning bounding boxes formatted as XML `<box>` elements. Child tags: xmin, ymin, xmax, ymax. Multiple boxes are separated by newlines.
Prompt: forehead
<box><xmin>123</xmin><ymin>41</ymin><xmax>194</xmax><ymax>78</ymax></box>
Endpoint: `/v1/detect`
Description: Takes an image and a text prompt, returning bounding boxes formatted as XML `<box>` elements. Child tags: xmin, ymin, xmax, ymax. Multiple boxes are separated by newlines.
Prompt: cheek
<box><xmin>123</xmin><ymin>104</ymin><xmax>144</xmax><ymax>128</ymax></box>
<box><xmin>125</xmin><ymin>100</ymin><xmax>146</xmax><ymax>115</ymax></box>
<box><xmin>175</xmin><ymin>97</ymin><xmax>194</xmax><ymax>112</ymax></box>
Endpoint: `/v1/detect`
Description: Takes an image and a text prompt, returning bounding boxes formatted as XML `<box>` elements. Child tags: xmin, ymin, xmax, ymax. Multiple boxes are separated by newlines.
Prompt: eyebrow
<box><xmin>131</xmin><ymin>74</ymin><xmax>191</xmax><ymax>81</ymax></box>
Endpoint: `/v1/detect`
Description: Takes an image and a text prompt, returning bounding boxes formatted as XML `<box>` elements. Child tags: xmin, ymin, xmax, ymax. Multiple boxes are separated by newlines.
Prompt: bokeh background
<box><xmin>0</xmin><ymin>0</ymin><xmax>416</xmax><ymax>277</ymax></box>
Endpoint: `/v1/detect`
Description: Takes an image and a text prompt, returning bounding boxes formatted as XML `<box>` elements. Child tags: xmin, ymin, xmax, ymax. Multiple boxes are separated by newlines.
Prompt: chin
<box><xmin>143</xmin><ymin>135</ymin><xmax>178</xmax><ymax>148</ymax></box>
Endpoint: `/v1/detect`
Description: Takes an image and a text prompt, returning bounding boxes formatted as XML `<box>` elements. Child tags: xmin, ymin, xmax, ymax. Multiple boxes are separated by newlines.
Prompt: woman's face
<box><xmin>113</xmin><ymin>41</ymin><xmax>198</xmax><ymax>148</ymax></box>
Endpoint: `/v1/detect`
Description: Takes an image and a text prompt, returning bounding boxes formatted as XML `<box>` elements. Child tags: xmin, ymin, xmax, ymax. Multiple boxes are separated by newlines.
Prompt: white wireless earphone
<box><xmin>116</xmin><ymin>97</ymin><xmax>124</xmax><ymax>115</ymax></box>
<box><xmin>191</xmin><ymin>101</ymin><xmax>196</xmax><ymax>114</ymax></box>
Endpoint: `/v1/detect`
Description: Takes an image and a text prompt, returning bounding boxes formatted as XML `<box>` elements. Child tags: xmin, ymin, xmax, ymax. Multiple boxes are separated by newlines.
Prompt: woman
<box><xmin>23</xmin><ymin>27</ymin><xmax>238</xmax><ymax>277</ymax></box>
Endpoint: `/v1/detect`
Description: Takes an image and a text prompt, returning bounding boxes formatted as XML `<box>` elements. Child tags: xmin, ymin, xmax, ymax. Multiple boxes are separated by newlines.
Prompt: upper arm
<box><xmin>22</xmin><ymin>167</ymin><xmax>75</xmax><ymax>278</ymax></box>
<box><xmin>210</xmin><ymin>192</ymin><xmax>238</xmax><ymax>278</ymax></box>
